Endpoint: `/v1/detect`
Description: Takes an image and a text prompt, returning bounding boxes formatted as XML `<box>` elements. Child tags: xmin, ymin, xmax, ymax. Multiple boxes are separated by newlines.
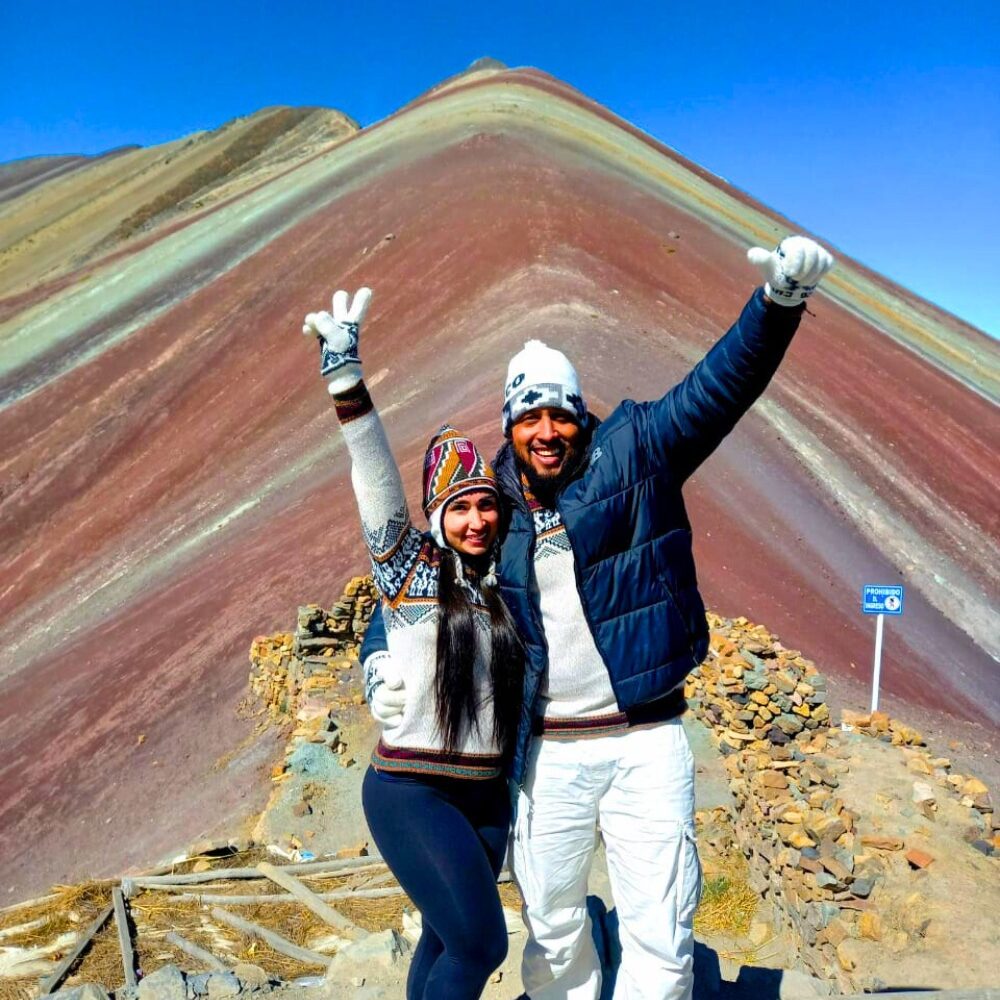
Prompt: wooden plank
<box><xmin>129</xmin><ymin>855</ymin><xmax>383</xmax><ymax>887</ymax></box>
<box><xmin>134</xmin><ymin>860</ymin><xmax>497</xmax><ymax>893</ymax></box>
<box><xmin>128</xmin><ymin>880</ymin><xmax>243</xmax><ymax>894</ymax></box>
<box><xmin>299</xmin><ymin>863</ymin><xmax>387</xmax><ymax>882</ymax></box>
<box><xmin>356</xmin><ymin>869</ymin><xmax>396</xmax><ymax>889</ymax></box>
<box><xmin>0</xmin><ymin>892</ymin><xmax>59</xmax><ymax>916</ymax></box>
<box><xmin>129</xmin><ymin>862</ymin><xmax>388</xmax><ymax>895</ymax></box>
<box><xmin>111</xmin><ymin>887</ymin><xmax>137</xmax><ymax>988</ymax></box>
<box><xmin>169</xmin><ymin>886</ymin><xmax>407</xmax><ymax>904</ymax></box>
<box><xmin>256</xmin><ymin>862</ymin><xmax>364</xmax><ymax>939</ymax></box>
<box><xmin>37</xmin><ymin>903</ymin><xmax>113</xmax><ymax>995</ymax></box>
<box><xmin>209</xmin><ymin>907</ymin><xmax>331</xmax><ymax>967</ymax></box>
<box><xmin>164</xmin><ymin>931</ymin><xmax>229</xmax><ymax>971</ymax></box>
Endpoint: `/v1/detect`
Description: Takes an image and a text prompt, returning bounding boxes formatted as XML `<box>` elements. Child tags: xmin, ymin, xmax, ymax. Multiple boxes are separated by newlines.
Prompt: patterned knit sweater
<box><xmin>529</xmin><ymin>497</ymin><xmax>617</xmax><ymax>722</ymax></box>
<box><xmin>332</xmin><ymin>383</ymin><xmax>502</xmax><ymax>779</ymax></box>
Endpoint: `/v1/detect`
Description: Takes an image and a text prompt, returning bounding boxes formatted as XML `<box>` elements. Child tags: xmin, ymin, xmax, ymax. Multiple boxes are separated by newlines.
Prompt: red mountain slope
<box><xmin>0</xmin><ymin>67</ymin><xmax>996</xmax><ymax>898</ymax></box>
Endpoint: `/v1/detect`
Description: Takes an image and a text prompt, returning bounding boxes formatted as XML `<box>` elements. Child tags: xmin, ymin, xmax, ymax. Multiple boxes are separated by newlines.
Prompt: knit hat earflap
<box><xmin>501</xmin><ymin>340</ymin><xmax>587</xmax><ymax>436</ymax></box>
<box><xmin>423</xmin><ymin>425</ymin><xmax>497</xmax><ymax>547</ymax></box>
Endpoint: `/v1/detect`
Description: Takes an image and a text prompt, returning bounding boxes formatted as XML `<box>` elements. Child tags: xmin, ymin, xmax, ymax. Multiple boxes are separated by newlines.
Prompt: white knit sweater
<box><xmin>526</xmin><ymin>496</ymin><xmax>678</xmax><ymax>739</ymax></box>
<box><xmin>530</xmin><ymin>505</ymin><xmax>618</xmax><ymax>720</ymax></box>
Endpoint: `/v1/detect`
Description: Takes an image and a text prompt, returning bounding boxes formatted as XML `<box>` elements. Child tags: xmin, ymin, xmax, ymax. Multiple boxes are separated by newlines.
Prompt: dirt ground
<box><xmin>257</xmin><ymin>678</ymin><xmax>1000</xmax><ymax>997</ymax></box>
<box><xmin>262</xmin><ymin>706</ymin><xmax>826</xmax><ymax>999</ymax></box>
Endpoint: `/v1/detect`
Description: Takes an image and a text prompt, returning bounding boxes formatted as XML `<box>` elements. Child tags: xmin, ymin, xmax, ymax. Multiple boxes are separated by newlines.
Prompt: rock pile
<box><xmin>249</xmin><ymin>577</ymin><xmax>378</xmax><ymax>725</ymax></box>
<box><xmin>685</xmin><ymin>613</ymin><xmax>830</xmax><ymax>749</ymax></box>
<box><xmin>841</xmin><ymin>708</ymin><xmax>924</xmax><ymax>746</ymax></box>
<box><xmin>684</xmin><ymin>613</ymin><xmax>999</xmax><ymax>990</ymax></box>
<box><xmin>685</xmin><ymin>616</ymin><xmax>877</xmax><ymax>989</ymax></box>
<box><xmin>723</xmin><ymin>733</ymin><xmax>880</xmax><ymax>988</ymax></box>
<box><xmin>844</xmin><ymin>710</ymin><xmax>999</xmax><ymax>853</ymax></box>
<box><xmin>247</xmin><ymin>577</ymin><xmax>378</xmax><ymax>854</ymax></box>
<box><xmin>51</xmin><ymin>963</ymin><xmax>280</xmax><ymax>1000</ymax></box>
<box><xmin>685</xmin><ymin>614</ymin><xmax>882</xmax><ymax>976</ymax></box>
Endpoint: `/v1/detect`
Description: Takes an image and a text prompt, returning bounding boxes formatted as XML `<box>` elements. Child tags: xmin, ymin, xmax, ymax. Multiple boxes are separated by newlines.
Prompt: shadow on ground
<box><xmin>589</xmin><ymin>895</ymin><xmax>801</xmax><ymax>999</ymax></box>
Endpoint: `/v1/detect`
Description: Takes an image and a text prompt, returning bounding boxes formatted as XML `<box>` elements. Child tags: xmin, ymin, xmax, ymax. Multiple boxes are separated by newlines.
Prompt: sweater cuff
<box><xmin>363</xmin><ymin>650</ymin><xmax>392</xmax><ymax>704</ymax></box>
<box><xmin>331</xmin><ymin>380</ymin><xmax>374</xmax><ymax>424</ymax></box>
<box><xmin>754</xmin><ymin>285</ymin><xmax>805</xmax><ymax>321</ymax></box>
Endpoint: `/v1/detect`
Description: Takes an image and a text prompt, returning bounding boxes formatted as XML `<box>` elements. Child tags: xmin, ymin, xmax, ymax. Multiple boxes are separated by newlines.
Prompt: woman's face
<box><xmin>443</xmin><ymin>491</ymin><xmax>500</xmax><ymax>557</ymax></box>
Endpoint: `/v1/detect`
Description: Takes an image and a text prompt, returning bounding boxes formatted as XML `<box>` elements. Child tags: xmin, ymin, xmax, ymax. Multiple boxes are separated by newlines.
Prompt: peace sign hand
<box><xmin>303</xmin><ymin>287</ymin><xmax>373</xmax><ymax>394</ymax></box>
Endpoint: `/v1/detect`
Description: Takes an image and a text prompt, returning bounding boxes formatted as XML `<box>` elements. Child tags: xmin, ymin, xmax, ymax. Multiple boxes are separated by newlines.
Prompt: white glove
<box><xmin>302</xmin><ymin>287</ymin><xmax>373</xmax><ymax>394</ymax></box>
<box><xmin>364</xmin><ymin>651</ymin><xmax>406</xmax><ymax>730</ymax></box>
<box><xmin>747</xmin><ymin>236</ymin><xmax>834</xmax><ymax>307</ymax></box>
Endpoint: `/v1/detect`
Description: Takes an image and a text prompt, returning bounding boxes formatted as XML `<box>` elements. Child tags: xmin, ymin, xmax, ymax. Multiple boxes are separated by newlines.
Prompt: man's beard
<box><xmin>516</xmin><ymin>439</ymin><xmax>586</xmax><ymax>507</ymax></box>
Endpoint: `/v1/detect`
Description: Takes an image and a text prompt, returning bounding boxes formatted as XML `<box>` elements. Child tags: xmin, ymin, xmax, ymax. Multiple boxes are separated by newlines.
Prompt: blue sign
<box><xmin>862</xmin><ymin>584</ymin><xmax>904</xmax><ymax>615</ymax></box>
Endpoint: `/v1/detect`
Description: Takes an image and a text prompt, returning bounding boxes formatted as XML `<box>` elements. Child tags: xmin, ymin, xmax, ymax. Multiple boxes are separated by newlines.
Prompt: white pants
<box><xmin>512</xmin><ymin>720</ymin><xmax>701</xmax><ymax>1000</ymax></box>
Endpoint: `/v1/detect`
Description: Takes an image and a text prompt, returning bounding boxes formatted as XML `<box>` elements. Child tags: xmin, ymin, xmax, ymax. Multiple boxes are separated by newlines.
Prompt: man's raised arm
<box><xmin>634</xmin><ymin>235</ymin><xmax>834</xmax><ymax>482</ymax></box>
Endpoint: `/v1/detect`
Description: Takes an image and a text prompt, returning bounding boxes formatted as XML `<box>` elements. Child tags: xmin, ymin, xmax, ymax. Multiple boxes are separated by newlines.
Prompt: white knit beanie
<box><xmin>501</xmin><ymin>340</ymin><xmax>587</xmax><ymax>436</ymax></box>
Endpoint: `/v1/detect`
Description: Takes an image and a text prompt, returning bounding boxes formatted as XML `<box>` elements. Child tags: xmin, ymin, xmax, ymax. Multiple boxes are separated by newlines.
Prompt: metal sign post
<box><xmin>862</xmin><ymin>585</ymin><xmax>904</xmax><ymax>713</ymax></box>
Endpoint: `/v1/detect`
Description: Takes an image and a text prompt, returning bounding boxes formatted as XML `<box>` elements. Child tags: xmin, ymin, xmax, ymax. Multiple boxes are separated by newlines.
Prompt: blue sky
<box><xmin>2</xmin><ymin>1</ymin><xmax>998</xmax><ymax>335</ymax></box>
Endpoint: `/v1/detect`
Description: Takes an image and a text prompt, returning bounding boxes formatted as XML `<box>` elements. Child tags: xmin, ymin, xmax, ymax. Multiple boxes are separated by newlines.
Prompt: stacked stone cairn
<box><xmin>250</xmin><ymin>576</ymin><xmax>377</xmax><ymax>723</ymax></box>
<box><xmin>685</xmin><ymin>612</ymin><xmax>830</xmax><ymax>747</ymax></box>
<box><xmin>686</xmin><ymin>614</ymin><xmax>875</xmax><ymax>987</ymax></box>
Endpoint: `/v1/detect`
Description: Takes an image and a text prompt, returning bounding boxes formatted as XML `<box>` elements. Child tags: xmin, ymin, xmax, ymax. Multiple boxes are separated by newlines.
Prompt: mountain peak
<box><xmin>466</xmin><ymin>56</ymin><xmax>508</xmax><ymax>72</ymax></box>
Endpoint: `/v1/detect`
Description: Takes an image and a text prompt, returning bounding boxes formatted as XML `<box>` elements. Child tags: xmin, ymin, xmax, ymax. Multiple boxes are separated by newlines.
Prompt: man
<box><xmin>362</xmin><ymin>235</ymin><xmax>834</xmax><ymax>999</ymax></box>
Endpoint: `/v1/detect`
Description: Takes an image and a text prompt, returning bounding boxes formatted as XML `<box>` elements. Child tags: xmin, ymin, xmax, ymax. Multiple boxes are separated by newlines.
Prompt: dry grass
<box><xmin>0</xmin><ymin>849</ymin><xmax>419</xmax><ymax>995</ymax></box>
<box><xmin>63</xmin><ymin>921</ymin><xmax>124</xmax><ymax>991</ymax></box>
<box><xmin>0</xmin><ymin>882</ymin><xmax>111</xmax><ymax>944</ymax></box>
<box><xmin>0</xmin><ymin>881</ymin><xmax>113</xmax><ymax>999</ymax></box>
<box><xmin>694</xmin><ymin>853</ymin><xmax>758</xmax><ymax>938</ymax></box>
<box><xmin>0</xmin><ymin>980</ymin><xmax>38</xmax><ymax>1000</ymax></box>
<box><xmin>166</xmin><ymin>846</ymin><xmax>271</xmax><ymax>875</ymax></box>
<box><xmin>2</xmin><ymin>846</ymin><xmax>527</xmax><ymax>995</ymax></box>
<box><xmin>498</xmin><ymin>882</ymin><xmax>523</xmax><ymax>912</ymax></box>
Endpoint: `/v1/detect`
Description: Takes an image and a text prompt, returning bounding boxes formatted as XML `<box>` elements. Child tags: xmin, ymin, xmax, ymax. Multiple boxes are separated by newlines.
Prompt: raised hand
<box><xmin>303</xmin><ymin>287</ymin><xmax>373</xmax><ymax>394</ymax></box>
<box><xmin>747</xmin><ymin>236</ymin><xmax>834</xmax><ymax>307</ymax></box>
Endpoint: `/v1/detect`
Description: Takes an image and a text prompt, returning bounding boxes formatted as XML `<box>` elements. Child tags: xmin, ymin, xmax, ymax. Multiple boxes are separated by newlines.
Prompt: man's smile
<box><xmin>531</xmin><ymin>443</ymin><xmax>566</xmax><ymax>468</ymax></box>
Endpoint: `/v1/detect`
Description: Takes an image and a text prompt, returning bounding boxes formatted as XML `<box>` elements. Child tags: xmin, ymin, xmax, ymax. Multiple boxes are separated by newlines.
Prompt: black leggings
<box><xmin>362</xmin><ymin>766</ymin><xmax>510</xmax><ymax>999</ymax></box>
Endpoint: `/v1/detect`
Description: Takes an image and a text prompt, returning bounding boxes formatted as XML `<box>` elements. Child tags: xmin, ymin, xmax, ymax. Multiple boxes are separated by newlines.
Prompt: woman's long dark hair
<box><xmin>434</xmin><ymin>550</ymin><xmax>524</xmax><ymax>756</ymax></box>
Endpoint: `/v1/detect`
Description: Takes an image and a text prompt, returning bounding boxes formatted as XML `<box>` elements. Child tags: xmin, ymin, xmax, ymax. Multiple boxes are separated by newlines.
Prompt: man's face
<box><xmin>511</xmin><ymin>407</ymin><xmax>584</xmax><ymax>483</ymax></box>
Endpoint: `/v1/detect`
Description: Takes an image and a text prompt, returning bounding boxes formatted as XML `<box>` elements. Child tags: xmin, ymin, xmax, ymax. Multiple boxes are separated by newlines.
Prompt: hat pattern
<box><xmin>502</xmin><ymin>382</ymin><xmax>586</xmax><ymax>435</ymax></box>
<box><xmin>422</xmin><ymin>426</ymin><xmax>497</xmax><ymax>518</ymax></box>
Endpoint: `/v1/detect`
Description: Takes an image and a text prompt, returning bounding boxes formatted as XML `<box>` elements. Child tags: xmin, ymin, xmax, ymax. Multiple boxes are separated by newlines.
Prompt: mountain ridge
<box><xmin>0</xmin><ymin>64</ymin><xmax>996</xmax><ymax>903</ymax></box>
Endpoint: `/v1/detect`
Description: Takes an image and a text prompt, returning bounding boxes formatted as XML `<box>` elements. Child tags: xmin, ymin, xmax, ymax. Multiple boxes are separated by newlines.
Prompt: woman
<box><xmin>302</xmin><ymin>287</ymin><xmax>523</xmax><ymax>999</ymax></box>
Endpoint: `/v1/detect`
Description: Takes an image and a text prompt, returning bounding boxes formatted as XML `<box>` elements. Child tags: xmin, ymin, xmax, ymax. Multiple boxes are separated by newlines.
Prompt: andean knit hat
<box><xmin>422</xmin><ymin>425</ymin><xmax>497</xmax><ymax>547</ymax></box>
<box><xmin>501</xmin><ymin>340</ymin><xmax>587</xmax><ymax>436</ymax></box>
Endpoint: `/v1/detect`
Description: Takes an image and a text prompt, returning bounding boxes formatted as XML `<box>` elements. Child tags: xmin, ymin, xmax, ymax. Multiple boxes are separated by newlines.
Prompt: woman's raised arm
<box><xmin>303</xmin><ymin>289</ymin><xmax>423</xmax><ymax>604</ymax></box>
